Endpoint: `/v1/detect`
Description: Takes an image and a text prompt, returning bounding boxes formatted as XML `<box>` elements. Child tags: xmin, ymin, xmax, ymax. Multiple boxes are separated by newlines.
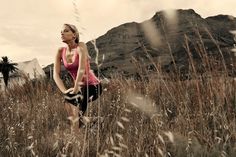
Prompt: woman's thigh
<box><xmin>79</xmin><ymin>83</ymin><xmax>102</xmax><ymax>113</ymax></box>
<box><xmin>82</xmin><ymin>83</ymin><xmax>102</xmax><ymax>102</ymax></box>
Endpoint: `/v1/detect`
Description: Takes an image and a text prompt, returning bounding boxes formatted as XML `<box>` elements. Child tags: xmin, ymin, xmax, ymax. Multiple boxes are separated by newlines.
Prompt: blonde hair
<box><xmin>64</xmin><ymin>24</ymin><xmax>80</xmax><ymax>44</ymax></box>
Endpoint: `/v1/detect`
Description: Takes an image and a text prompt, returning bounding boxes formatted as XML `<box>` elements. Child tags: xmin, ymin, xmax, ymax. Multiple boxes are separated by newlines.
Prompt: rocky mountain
<box><xmin>86</xmin><ymin>9</ymin><xmax>236</xmax><ymax>78</ymax></box>
<box><xmin>44</xmin><ymin>9</ymin><xmax>236</xmax><ymax>80</ymax></box>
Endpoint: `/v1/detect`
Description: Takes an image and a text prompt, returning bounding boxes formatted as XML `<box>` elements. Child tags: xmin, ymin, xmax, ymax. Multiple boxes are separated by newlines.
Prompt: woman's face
<box><xmin>61</xmin><ymin>25</ymin><xmax>75</xmax><ymax>43</ymax></box>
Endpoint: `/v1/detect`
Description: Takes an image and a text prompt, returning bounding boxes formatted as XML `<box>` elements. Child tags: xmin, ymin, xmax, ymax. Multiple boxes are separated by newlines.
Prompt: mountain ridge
<box><xmin>84</xmin><ymin>9</ymin><xmax>236</xmax><ymax>78</ymax></box>
<box><xmin>44</xmin><ymin>9</ymin><xmax>236</xmax><ymax>79</ymax></box>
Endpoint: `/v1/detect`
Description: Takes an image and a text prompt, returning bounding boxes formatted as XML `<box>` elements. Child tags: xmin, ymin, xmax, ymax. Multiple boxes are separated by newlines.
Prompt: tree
<box><xmin>0</xmin><ymin>56</ymin><xmax>18</xmax><ymax>88</ymax></box>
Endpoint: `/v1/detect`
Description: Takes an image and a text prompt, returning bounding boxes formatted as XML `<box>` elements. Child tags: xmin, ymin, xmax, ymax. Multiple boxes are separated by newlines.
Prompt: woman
<box><xmin>53</xmin><ymin>24</ymin><xmax>102</xmax><ymax>130</ymax></box>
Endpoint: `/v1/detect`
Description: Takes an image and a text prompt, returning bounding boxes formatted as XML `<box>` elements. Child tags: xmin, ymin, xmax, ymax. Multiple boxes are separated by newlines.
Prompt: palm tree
<box><xmin>0</xmin><ymin>56</ymin><xmax>18</xmax><ymax>88</ymax></box>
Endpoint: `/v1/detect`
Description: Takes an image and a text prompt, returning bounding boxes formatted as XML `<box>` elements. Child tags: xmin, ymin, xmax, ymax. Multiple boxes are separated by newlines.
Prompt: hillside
<box><xmin>86</xmin><ymin>9</ymin><xmax>236</xmax><ymax>77</ymax></box>
<box><xmin>44</xmin><ymin>9</ymin><xmax>236</xmax><ymax>79</ymax></box>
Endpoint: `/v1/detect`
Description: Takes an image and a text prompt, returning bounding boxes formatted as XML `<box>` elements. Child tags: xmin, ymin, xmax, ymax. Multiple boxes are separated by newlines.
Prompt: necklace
<box><xmin>66</xmin><ymin>47</ymin><xmax>77</xmax><ymax>63</ymax></box>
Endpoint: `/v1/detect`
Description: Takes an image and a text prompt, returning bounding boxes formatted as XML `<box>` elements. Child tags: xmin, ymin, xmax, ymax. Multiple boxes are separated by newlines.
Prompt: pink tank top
<box><xmin>61</xmin><ymin>47</ymin><xmax>100</xmax><ymax>85</ymax></box>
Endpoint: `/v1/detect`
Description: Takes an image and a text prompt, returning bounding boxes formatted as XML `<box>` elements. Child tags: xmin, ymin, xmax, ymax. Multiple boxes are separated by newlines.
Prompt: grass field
<box><xmin>0</xmin><ymin>65</ymin><xmax>236</xmax><ymax>157</ymax></box>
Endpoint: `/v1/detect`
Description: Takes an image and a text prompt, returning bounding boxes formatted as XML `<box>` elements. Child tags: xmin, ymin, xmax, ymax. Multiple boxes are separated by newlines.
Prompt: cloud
<box><xmin>0</xmin><ymin>38</ymin><xmax>33</xmax><ymax>62</ymax></box>
<box><xmin>0</xmin><ymin>37</ymin><xmax>56</xmax><ymax>67</ymax></box>
<box><xmin>0</xmin><ymin>23</ymin><xmax>61</xmax><ymax>65</ymax></box>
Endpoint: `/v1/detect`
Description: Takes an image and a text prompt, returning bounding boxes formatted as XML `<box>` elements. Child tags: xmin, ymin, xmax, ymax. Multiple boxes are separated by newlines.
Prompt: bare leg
<box><xmin>64</xmin><ymin>103</ymin><xmax>80</xmax><ymax>133</ymax></box>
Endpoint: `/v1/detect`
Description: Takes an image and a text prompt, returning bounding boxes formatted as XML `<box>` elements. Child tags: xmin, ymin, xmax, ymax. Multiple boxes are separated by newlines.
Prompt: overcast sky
<box><xmin>1</xmin><ymin>0</ymin><xmax>236</xmax><ymax>67</ymax></box>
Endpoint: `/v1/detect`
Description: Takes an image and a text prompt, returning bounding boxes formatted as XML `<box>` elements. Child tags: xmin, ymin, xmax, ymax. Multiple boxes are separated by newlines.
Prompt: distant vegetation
<box><xmin>0</xmin><ymin>56</ymin><xmax>18</xmax><ymax>89</ymax></box>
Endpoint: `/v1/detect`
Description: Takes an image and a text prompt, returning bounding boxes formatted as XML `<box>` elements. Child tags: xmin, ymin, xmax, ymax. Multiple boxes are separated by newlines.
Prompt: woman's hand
<box><xmin>71</xmin><ymin>86</ymin><xmax>82</xmax><ymax>94</ymax></box>
<box><xmin>63</xmin><ymin>88</ymin><xmax>74</xmax><ymax>94</ymax></box>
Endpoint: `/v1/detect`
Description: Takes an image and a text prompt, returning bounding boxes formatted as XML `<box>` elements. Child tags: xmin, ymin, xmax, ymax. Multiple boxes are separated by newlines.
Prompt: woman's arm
<box><xmin>53</xmin><ymin>48</ymin><xmax>67</xmax><ymax>93</ymax></box>
<box><xmin>72</xmin><ymin>42</ymin><xmax>88</xmax><ymax>93</ymax></box>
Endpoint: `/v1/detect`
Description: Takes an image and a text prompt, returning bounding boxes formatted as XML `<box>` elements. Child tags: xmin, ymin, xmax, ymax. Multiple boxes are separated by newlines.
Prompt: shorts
<box><xmin>64</xmin><ymin>83</ymin><xmax>102</xmax><ymax>114</ymax></box>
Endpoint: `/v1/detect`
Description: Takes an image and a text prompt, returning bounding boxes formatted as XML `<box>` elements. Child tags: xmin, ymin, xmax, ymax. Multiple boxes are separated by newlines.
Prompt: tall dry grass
<box><xmin>0</xmin><ymin>33</ymin><xmax>236</xmax><ymax>157</ymax></box>
<box><xmin>1</xmin><ymin>69</ymin><xmax>236</xmax><ymax>156</ymax></box>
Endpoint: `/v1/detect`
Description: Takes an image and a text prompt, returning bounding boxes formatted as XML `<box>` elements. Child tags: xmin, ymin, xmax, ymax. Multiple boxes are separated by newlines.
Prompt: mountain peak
<box><xmin>152</xmin><ymin>9</ymin><xmax>202</xmax><ymax>20</ymax></box>
<box><xmin>86</xmin><ymin>9</ymin><xmax>236</xmax><ymax>78</ymax></box>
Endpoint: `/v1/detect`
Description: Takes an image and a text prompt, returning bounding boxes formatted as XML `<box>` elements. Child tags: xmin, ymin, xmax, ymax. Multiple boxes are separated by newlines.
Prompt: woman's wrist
<box><xmin>72</xmin><ymin>86</ymin><xmax>81</xmax><ymax>94</ymax></box>
<box><xmin>63</xmin><ymin>88</ymin><xmax>73</xmax><ymax>94</ymax></box>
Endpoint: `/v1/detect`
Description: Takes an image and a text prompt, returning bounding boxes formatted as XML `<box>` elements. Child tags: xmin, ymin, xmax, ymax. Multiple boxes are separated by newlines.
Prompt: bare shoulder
<box><xmin>78</xmin><ymin>42</ymin><xmax>87</xmax><ymax>49</ymax></box>
<box><xmin>58</xmin><ymin>47</ymin><xmax>64</xmax><ymax>53</ymax></box>
<box><xmin>55</xmin><ymin>47</ymin><xmax>64</xmax><ymax>58</ymax></box>
<box><xmin>57</xmin><ymin>47</ymin><xmax>64</xmax><ymax>54</ymax></box>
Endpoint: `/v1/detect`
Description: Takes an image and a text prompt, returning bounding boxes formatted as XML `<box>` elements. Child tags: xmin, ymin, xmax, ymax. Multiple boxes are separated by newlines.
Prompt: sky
<box><xmin>0</xmin><ymin>0</ymin><xmax>236</xmax><ymax>67</ymax></box>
